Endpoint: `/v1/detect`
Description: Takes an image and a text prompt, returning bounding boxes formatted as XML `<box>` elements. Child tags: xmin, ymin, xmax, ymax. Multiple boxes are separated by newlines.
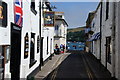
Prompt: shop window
<box><xmin>29</xmin><ymin>33</ymin><xmax>37</xmax><ymax>68</ymax></box>
<box><xmin>31</xmin><ymin>0</ymin><xmax>37</xmax><ymax>15</ymax></box>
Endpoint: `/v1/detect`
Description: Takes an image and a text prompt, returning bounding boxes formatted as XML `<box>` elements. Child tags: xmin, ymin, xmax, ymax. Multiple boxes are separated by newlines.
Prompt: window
<box><xmin>31</xmin><ymin>0</ymin><xmax>37</xmax><ymax>15</ymax></box>
<box><xmin>5</xmin><ymin>46</ymin><xmax>10</xmax><ymax>63</ymax></box>
<box><xmin>106</xmin><ymin>37</ymin><xmax>111</xmax><ymax>64</ymax></box>
<box><xmin>37</xmin><ymin>35</ymin><xmax>40</xmax><ymax>53</ymax></box>
<box><xmin>0</xmin><ymin>45</ymin><xmax>10</xmax><ymax>79</ymax></box>
<box><xmin>29</xmin><ymin>33</ymin><xmax>37</xmax><ymax>68</ymax></box>
<box><xmin>0</xmin><ymin>1</ymin><xmax>7</xmax><ymax>27</ymax></box>
<box><xmin>106</xmin><ymin>0</ymin><xmax>109</xmax><ymax>20</ymax></box>
<box><xmin>92</xmin><ymin>22</ymin><xmax>95</xmax><ymax>28</ymax></box>
<box><xmin>60</xmin><ymin>29</ymin><xmax>61</xmax><ymax>36</ymax></box>
<box><xmin>47</xmin><ymin>36</ymin><xmax>49</xmax><ymax>54</ymax></box>
<box><xmin>55</xmin><ymin>25</ymin><xmax>59</xmax><ymax>30</ymax></box>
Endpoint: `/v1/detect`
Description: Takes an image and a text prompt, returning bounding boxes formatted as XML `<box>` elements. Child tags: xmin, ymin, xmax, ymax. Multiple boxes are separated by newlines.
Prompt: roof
<box><xmin>56</xmin><ymin>19</ymin><xmax>68</xmax><ymax>27</ymax></box>
<box><xmin>86</xmin><ymin>11</ymin><xmax>96</xmax><ymax>28</ymax></box>
<box><xmin>55</xmin><ymin>12</ymin><xmax>64</xmax><ymax>14</ymax></box>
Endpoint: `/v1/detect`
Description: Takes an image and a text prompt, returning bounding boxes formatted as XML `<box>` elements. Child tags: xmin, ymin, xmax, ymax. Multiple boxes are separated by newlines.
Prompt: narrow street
<box><xmin>1</xmin><ymin>0</ymin><xmax>120</xmax><ymax>79</ymax></box>
<box><xmin>44</xmin><ymin>51</ymin><xmax>111</xmax><ymax>80</ymax></box>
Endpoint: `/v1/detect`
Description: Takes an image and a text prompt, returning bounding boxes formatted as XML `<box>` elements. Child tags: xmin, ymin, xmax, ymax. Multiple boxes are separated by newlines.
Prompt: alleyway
<box><xmin>44</xmin><ymin>51</ymin><xmax>111</xmax><ymax>80</ymax></box>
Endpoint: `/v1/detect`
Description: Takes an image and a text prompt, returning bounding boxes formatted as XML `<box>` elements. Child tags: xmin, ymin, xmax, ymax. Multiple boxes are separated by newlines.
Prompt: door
<box><xmin>40</xmin><ymin>37</ymin><xmax>43</xmax><ymax>68</ymax></box>
<box><xmin>10</xmin><ymin>23</ymin><xmax>21</xmax><ymax>80</ymax></box>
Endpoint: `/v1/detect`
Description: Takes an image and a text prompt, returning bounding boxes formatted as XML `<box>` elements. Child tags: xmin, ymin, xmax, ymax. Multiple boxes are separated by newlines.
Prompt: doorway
<box><xmin>10</xmin><ymin>23</ymin><xmax>21</xmax><ymax>80</ymax></box>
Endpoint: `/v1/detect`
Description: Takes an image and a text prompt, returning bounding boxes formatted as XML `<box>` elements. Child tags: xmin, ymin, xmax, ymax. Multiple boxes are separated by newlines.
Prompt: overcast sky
<box><xmin>50</xmin><ymin>2</ymin><xmax>99</xmax><ymax>28</ymax></box>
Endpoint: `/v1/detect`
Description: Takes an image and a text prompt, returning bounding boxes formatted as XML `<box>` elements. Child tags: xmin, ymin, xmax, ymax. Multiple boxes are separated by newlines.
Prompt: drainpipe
<box><xmin>111</xmin><ymin>2</ymin><xmax>116</xmax><ymax>78</ymax></box>
<box><xmin>39</xmin><ymin>0</ymin><xmax>42</xmax><ymax>70</ymax></box>
<box><xmin>100</xmin><ymin>1</ymin><xmax>102</xmax><ymax>62</ymax></box>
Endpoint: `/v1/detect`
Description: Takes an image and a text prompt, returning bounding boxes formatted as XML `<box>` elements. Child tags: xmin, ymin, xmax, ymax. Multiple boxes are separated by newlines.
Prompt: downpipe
<box><xmin>111</xmin><ymin>1</ymin><xmax>116</xmax><ymax>78</ymax></box>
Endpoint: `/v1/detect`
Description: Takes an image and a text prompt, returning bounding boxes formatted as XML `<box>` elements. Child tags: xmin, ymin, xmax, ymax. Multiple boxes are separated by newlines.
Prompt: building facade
<box><xmin>86</xmin><ymin>0</ymin><xmax>120</xmax><ymax>80</ymax></box>
<box><xmin>42</xmin><ymin>1</ymin><xmax>54</xmax><ymax>62</ymax></box>
<box><xmin>0</xmin><ymin>0</ymin><xmax>41</xmax><ymax>79</ymax></box>
<box><xmin>54</xmin><ymin>12</ymin><xmax>68</xmax><ymax>51</ymax></box>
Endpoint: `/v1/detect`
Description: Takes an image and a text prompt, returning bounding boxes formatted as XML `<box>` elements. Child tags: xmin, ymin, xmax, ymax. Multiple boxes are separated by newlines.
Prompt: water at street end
<box><xmin>67</xmin><ymin>41</ymin><xmax>85</xmax><ymax>51</ymax></box>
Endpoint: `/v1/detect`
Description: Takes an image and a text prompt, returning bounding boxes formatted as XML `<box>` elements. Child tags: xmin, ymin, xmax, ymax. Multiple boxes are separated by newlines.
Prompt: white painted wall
<box><xmin>91</xmin><ymin>4</ymin><xmax>101</xmax><ymax>60</ymax></box>
<box><xmin>101</xmin><ymin>1</ymin><xmax>113</xmax><ymax>73</ymax></box>
<box><xmin>91</xmin><ymin>1</ymin><xmax>115</xmax><ymax>75</ymax></box>
<box><xmin>0</xmin><ymin>0</ymin><xmax>14</xmax><ymax>78</ymax></box>
<box><xmin>43</xmin><ymin>27</ymin><xmax>54</xmax><ymax>61</ymax></box>
<box><xmin>115</xmin><ymin>1</ymin><xmax>120</xmax><ymax>79</ymax></box>
<box><xmin>20</xmin><ymin>0</ymin><xmax>40</xmax><ymax>78</ymax></box>
<box><xmin>54</xmin><ymin>20</ymin><xmax>67</xmax><ymax>49</ymax></box>
<box><xmin>2</xmin><ymin>0</ymin><xmax>41</xmax><ymax>78</ymax></box>
<box><xmin>0</xmin><ymin>0</ymin><xmax>14</xmax><ymax>45</ymax></box>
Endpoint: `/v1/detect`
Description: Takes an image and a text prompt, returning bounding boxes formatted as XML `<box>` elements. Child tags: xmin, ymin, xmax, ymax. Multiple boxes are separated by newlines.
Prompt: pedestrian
<box><xmin>60</xmin><ymin>44</ymin><xmax>63</xmax><ymax>49</ymax></box>
<box><xmin>63</xmin><ymin>44</ymin><xmax>65</xmax><ymax>53</ymax></box>
<box><xmin>54</xmin><ymin>44</ymin><xmax>60</xmax><ymax>54</ymax></box>
<box><xmin>74</xmin><ymin>45</ymin><xmax>76</xmax><ymax>49</ymax></box>
<box><xmin>55</xmin><ymin>44</ymin><xmax>58</xmax><ymax>49</ymax></box>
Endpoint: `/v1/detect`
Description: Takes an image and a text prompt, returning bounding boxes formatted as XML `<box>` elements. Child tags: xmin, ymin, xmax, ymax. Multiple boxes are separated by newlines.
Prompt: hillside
<box><xmin>67</xmin><ymin>26</ymin><xmax>85</xmax><ymax>33</ymax></box>
<box><xmin>67</xmin><ymin>26</ymin><xmax>86</xmax><ymax>42</ymax></box>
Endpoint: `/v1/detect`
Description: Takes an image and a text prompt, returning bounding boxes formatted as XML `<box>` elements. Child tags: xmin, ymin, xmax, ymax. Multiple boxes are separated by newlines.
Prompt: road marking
<box><xmin>81</xmin><ymin>53</ymin><xmax>95</xmax><ymax>80</ymax></box>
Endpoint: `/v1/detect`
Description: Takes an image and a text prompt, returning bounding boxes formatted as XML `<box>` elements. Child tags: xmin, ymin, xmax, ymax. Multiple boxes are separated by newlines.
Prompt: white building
<box><xmin>54</xmin><ymin>12</ymin><xmax>68</xmax><ymax>50</ymax></box>
<box><xmin>41</xmin><ymin>1</ymin><xmax>54</xmax><ymax>63</ymax></box>
<box><xmin>90</xmin><ymin>3</ymin><xmax>101</xmax><ymax>60</ymax></box>
<box><xmin>88</xmin><ymin>0</ymin><xmax>120</xmax><ymax>80</ymax></box>
<box><xmin>0</xmin><ymin>0</ymin><xmax>41</xmax><ymax>79</ymax></box>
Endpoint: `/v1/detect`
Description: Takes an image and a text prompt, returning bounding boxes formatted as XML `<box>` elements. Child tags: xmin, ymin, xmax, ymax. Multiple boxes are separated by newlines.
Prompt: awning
<box><xmin>87</xmin><ymin>32</ymin><xmax>100</xmax><ymax>41</ymax></box>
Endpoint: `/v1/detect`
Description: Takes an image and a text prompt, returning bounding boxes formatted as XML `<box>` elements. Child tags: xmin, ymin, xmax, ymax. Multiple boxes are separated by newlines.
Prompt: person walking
<box><xmin>63</xmin><ymin>44</ymin><xmax>65</xmax><ymax>53</ymax></box>
<box><xmin>54</xmin><ymin>44</ymin><xmax>59</xmax><ymax>54</ymax></box>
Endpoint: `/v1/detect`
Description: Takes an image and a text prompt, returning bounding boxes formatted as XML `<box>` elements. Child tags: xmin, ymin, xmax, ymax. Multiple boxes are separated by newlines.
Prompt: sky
<box><xmin>50</xmin><ymin>2</ymin><xmax>99</xmax><ymax>28</ymax></box>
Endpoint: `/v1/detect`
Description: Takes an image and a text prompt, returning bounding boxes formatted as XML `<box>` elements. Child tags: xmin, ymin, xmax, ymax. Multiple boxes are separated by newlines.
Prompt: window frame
<box><xmin>31</xmin><ymin>0</ymin><xmax>37</xmax><ymax>15</ymax></box>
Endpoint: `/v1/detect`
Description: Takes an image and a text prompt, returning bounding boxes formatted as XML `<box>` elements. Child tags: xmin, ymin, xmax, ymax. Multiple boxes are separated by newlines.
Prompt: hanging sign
<box><xmin>44</xmin><ymin>11</ymin><xmax>55</xmax><ymax>27</ymax></box>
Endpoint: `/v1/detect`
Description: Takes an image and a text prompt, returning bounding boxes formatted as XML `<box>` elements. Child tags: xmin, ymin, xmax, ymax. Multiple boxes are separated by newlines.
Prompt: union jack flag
<box><xmin>14</xmin><ymin>0</ymin><xmax>23</xmax><ymax>27</ymax></box>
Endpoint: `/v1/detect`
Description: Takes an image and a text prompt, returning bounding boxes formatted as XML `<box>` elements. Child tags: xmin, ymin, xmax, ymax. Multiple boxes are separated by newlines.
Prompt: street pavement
<box><xmin>35</xmin><ymin>53</ymin><xmax>70</xmax><ymax>80</ymax></box>
<box><xmin>44</xmin><ymin>51</ymin><xmax>112</xmax><ymax>80</ymax></box>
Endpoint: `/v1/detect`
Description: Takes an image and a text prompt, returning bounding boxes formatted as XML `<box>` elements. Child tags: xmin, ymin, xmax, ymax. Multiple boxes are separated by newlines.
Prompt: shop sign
<box><xmin>0</xmin><ymin>1</ymin><xmax>7</xmax><ymax>27</ymax></box>
<box><xmin>24</xmin><ymin>33</ymin><xmax>29</xmax><ymax>59</ymax></box>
